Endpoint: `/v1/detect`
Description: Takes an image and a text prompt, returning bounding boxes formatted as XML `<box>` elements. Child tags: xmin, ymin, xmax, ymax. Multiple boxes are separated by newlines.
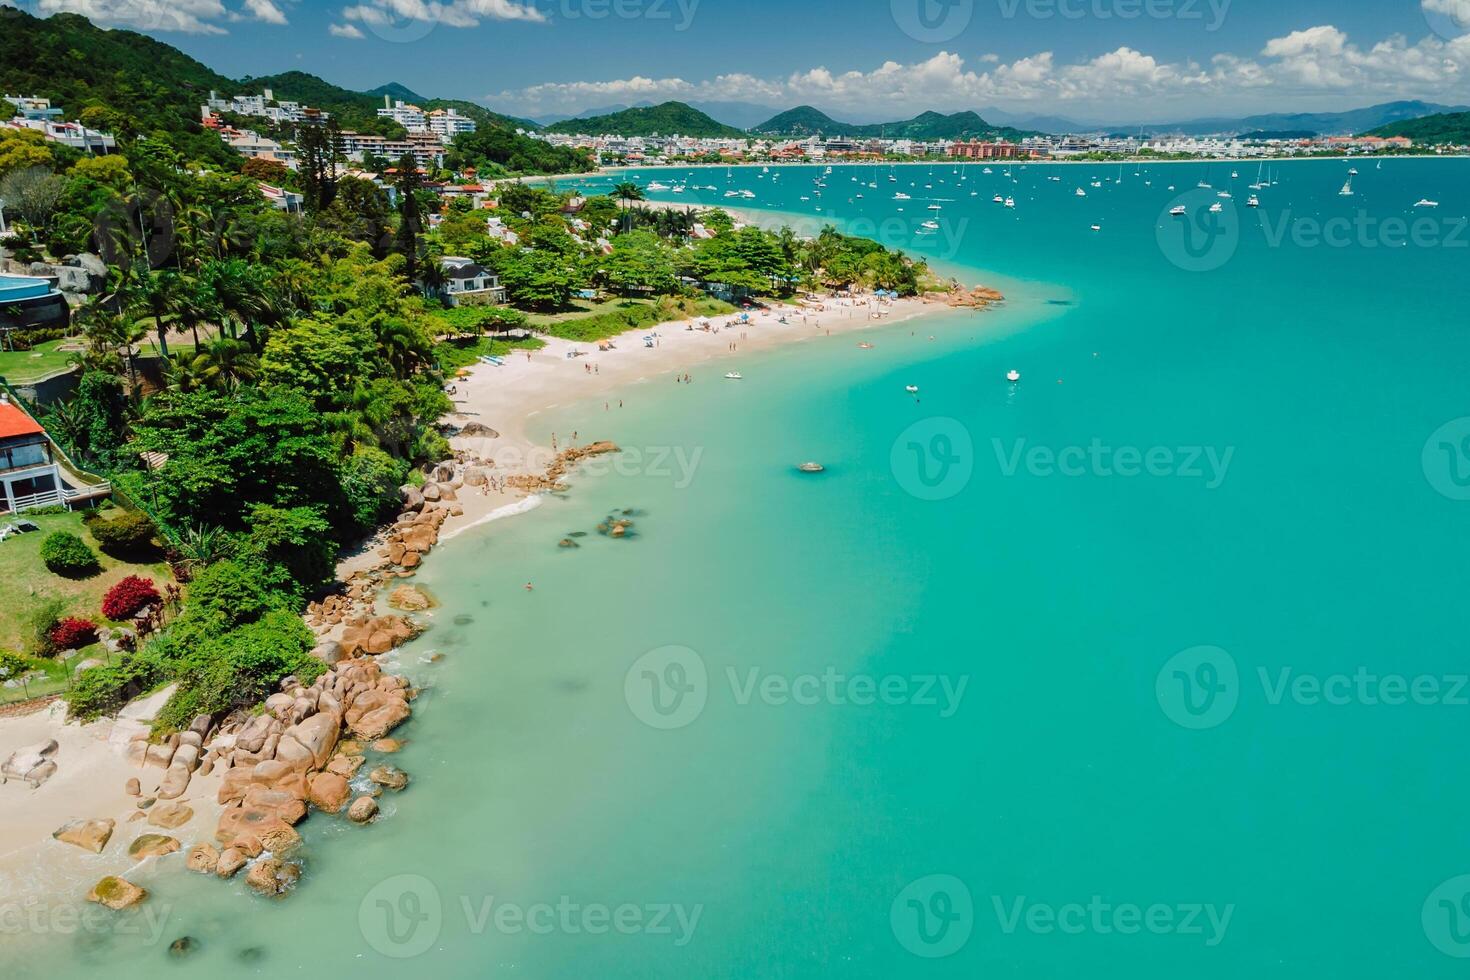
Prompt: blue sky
<box><xmin>12</xmin><ymin>1</ymin><xmax>1470</xmax><ymax>122</ymax></box>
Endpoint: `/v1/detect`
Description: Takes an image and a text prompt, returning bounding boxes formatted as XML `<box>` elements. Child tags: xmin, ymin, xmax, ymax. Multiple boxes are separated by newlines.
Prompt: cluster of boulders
<box><xmin>192</xmin><ymin>655</ymin><xmax>414</xmax><ymax>896</ymax></box>
<box><xmin>120</xmin><ymin>712</ymin><xmax>211</xmax><ymax>800</ymax></box>
<box><xmin>21</xmin><ymin>252</ymin><xmax>109</xmax><ymax>295</ymax></box>
<box><xmin>507</xmin><ymin>441</ymin><xmax>620</xmax><ymax>495</ymax></box>
<box><xmin>932</xmin><ymin>284</ymin><xmax>1006</xmax><ymax>308</ymax></box>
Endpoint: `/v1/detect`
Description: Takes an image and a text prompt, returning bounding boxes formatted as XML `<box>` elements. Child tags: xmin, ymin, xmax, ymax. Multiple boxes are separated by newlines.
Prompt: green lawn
<box><xmin>527</xmin><ymin>296</ymin><xmax>738</xmax><ymax>343</ymax></box>
<box><xmin>435</xmin><ymin>335</ymin><xmax>546</xmax><ymax>374</ymax></box>
<box><xmin>0</xmin><ymin>338</ymin><xmax>81</xmax><ymax>384</ymax></box>
<box><xmin>0</xmin><ymin>508</ymin><xmax>172</xmax><ymax>654</ymax></box>
<box><xmin>523</xmin><ymin>296</ymin><xmax>645</xmax><ymax>327</ymax></box>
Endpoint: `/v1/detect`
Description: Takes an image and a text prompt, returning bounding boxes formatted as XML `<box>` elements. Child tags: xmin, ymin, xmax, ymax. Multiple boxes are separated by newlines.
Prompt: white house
<box><xmin>439</xmin><ymin>257</ymin><xmax>506</xmax><ymax>305</ymax></box>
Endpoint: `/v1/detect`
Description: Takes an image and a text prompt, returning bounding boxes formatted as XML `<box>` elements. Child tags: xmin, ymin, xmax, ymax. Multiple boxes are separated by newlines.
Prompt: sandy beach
<box><xmin>432</xmin><ymin>291</ymin><xmax>956</xmax><ymax>539</ymax></box>
<box><xmin>0</xmin><ymin>286</ymin><xmax>969</xmax><ymax>905</ymax></box>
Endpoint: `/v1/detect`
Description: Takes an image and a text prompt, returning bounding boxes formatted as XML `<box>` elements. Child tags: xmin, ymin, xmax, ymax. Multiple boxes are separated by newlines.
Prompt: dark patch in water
<box><xmin>568</xmin><ymin>531</ymin><xmax>588</xmax><ymax>538</ymax></box>
<box><xmin>553</xmin><ymin>678</ymin><xmax>590</xmax><ymax>694</ymax></box>
<box><xmin>1045</xmin><ymin>299</ymin><xmax>1073</xmax><ymax>306</ymax></box>
<box><xmin>453</xmin><ymin>614</ymin><xmax>473</xmax><ymax>626</ymax></box>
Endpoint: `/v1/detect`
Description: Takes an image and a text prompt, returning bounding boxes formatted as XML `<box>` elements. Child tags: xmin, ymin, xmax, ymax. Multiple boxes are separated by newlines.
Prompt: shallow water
<box><xmin>14</xmin><ymin>159</ymin><xmax>1470</xmax><ymax>976</ymax></box>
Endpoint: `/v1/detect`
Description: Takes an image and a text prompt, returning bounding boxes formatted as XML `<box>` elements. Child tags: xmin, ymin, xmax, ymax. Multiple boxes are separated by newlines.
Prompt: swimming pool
<box><xmin>0</xmin><ymin>274</ymin><xmax>56</xmax><ymax>303</ymax></box>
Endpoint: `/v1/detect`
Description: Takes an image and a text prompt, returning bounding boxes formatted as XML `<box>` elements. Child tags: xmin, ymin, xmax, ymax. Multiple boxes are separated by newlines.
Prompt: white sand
<box><xmin>0</xmin><ymin>288</ymin><xmax>964</xmax><ymax>904</ymax></box>
<box><xmin>436</xmin><ymin>293</ymin><xmax>954</xmax><ymax>533</ymax></box>
<box><xmin>0</xmin><ymin>698</ymin><xmax>223</xmax><ymax>904</ymax></box>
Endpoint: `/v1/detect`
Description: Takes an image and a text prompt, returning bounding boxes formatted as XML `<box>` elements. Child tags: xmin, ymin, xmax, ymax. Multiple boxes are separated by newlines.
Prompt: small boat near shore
<box><xmin>905</xmin><ymin>385</ymin><xmax>919</xmax><ymax>394</ymax></box>
<box><xmin>1006</xmin><ymin>370</ymin><xmax>1021</xmax><ymax>383</ymax></box>
<box><xmin>1415</xmin><ymin>199</ymin><xmax>1440</xmax><ymax>208</ymax></box>
<box><xmin>724</xmin><ymin>372</ymin><xmax>743</xmax><ymax>380</ymax></box>
<box><xmin>797</xmin><ymin>462</ymin><xmax>825</xmax><ymax>473</ymax></box>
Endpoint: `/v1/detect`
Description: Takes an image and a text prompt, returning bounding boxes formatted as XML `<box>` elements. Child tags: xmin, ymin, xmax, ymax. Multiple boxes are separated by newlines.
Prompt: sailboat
<box><xmin>1339</xmin><ymin>176</ymin><xmax>1354</xmax><ymax>197</ymax></box>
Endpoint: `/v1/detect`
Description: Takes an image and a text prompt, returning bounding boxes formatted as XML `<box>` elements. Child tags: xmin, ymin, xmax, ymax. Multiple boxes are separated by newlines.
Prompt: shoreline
<box><xmin>519</xmin><ymin>154</ymin><xmax>1470</xmax><ymax>184</ymax></box>
<box><xmin>0</xmin><ymin>287</ymin><xmax>981</xmax><ymax>904</ymax></box>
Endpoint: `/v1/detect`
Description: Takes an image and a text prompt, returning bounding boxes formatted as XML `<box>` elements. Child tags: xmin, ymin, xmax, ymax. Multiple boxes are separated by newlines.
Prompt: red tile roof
<box><xmin>0</xmin><ymin>401</ymin><xmax>45</xmax><ymax>440</ymax></box>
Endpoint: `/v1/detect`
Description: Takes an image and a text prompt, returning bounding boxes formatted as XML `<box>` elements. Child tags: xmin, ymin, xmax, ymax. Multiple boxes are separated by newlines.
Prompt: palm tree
<box><xmin>613</xmin><ymin>182</ymin><xmax>644</xmax><ymax>234</ymax></box>
<box><xmin>128</xmin><ymin>269</ymin><xmax>185</xmax><ymax>359</ymax></box>
<box><xmin>190</xmin><ymin>338</ymin><xmax>259</xmax><ymax>393</ymax></box>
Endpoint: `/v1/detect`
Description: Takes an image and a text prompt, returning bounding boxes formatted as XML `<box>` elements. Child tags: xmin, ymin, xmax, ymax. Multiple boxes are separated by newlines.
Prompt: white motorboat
<box><xmin>1208</xmin><ymin>202</ymin><xmax>1224</xmax><ymax>213</ymax></box>
<box><xmin>905</xmin><ymin>385</ymin><xmax>920</xmax><ymax>394</ymax></box>
<box><xmin>1006</xmin><ymin>370</ymin><xmax>1021</xmax><ymax>383</ymax></box>
<box><xmin>1415</xmin><ymin>199</ymin><xmax>1440</xmax><ymax>208</ymax></box>
<box><xmin>1075</xmin><ymin>188</ymin><xmax>1087</xmax><ymax>197</ymax></box>
<box><xmin>1170</xmin><ymin>205</ymin><xmax>1188</xmax><ymax>216</ymax></box>
<box><xmin>992</xmin><ymin>194</ymin><xmax>1005</xmax><ymax>203</ymax></box>
<box><xmin>894</xmin><ymin>192</ymin><xmax>911</xmax><ymax>200</ymax></box>
<box><xmin>724</xmin><ymin>372</ymin><xmax>743</xmax><ymax>380</ymax></box>
<box><xmin>1247</xmin><ymin>195</ymin><xmax>1260</xmax><ymax>208</ymax></box>
<box><xmin>1003</xmin><ymin>197</ymin><xmax>1015</xmax><ymax>208</ymax></box>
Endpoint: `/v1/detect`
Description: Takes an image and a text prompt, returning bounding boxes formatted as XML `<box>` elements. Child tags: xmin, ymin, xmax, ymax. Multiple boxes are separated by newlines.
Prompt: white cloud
<box><xmin>243</xmin><ymin>0</ymin><xmax>287</xmax><ymax>25</ymax></box>
<box><xmin>329</xmin><ymin>21</ymin><xmax>365</xmax><ymax>38</ymax></box>
<box><xmin>491</xmin><ymin>26</ymin><xmax>1470</xmax><ymax>119</ymax></box>
<box><xmin>35</xmin><ymin>0</ymin><xmax>287</xmax><ymax>33</ymax></box>
<box><xmin>341</xmin><ymin>0</ymin><xmax>545</xmax><ymax>30</ymax></box>
<box><xmin>1423</xmin><ymin>0</ymin><xmax>1470</xmax><ymax>34</ymax></box>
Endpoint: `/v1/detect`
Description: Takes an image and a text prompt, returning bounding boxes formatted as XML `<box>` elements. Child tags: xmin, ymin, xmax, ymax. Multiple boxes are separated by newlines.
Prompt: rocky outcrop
<box><xmin>245</xmin><ymin>857</ymin><xmax>301</xmax><ymax>897</ymax></box>
<box><xmin>507</xmin><ymin>441</ymin><xmax>620</xmax><ymax>495</ymax></box>
<box><xmin>929</xmin><ymin>283</ymin><xmax>1005</xmax><ymax>309</ymax></box>
<box><xmin>53</xmin><ymin>818</ymin><xmax>114</xmax><ymax>853</ymax></box>
<box><xmin>199</xmin><ymin>656</ymin><xmax>411</xmax><ymax>898</ymax></box>
<box><xmin>186</xmin><ymin>843</ymin><xmax>220</xmax><ymax>875</ymax></box>
<box><xmin>3</xmin><ymin>739</ymin><xmax>59</xmax><ymax>787</ymax></box>
<box><xmin>127</xmin><ymin>833</ymin><xmax>181</xmax><ymax>859</ymax></box>
<box><xmin>147</xmin><ymin>801</ymin><xmax>194</xmax><ymax>830</ymax></box>
<box><xmin>347</xmin><ymin>796</ymin><xmax>379</xmax><ymax>824</ymax></box>
<box><xmin>387</xmin><ymin>585</ymin><xmax>434</xmax><ymax>612</ymax></box>
<box><xmin>87</xmin><ymin>876</ymin><xmax>146</xmax><ymax>910</ymax></box>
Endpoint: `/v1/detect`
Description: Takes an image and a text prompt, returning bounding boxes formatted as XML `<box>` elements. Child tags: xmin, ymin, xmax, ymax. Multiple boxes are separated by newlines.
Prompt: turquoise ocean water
<box><xmin>15</xmin><ymin>159</ymin><xmax>1470</xmax><ymax>977</ymax></box>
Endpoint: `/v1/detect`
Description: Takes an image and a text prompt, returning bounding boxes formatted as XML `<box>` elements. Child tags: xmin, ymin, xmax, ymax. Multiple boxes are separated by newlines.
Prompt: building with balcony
<box><xmin>0</xmin><ymin>395</ymin><xmax>111</xmax><ymax>514</ymax></box>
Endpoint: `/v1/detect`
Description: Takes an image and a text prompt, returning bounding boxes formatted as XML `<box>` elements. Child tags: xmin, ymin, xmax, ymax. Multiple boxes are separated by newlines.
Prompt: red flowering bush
<box><xmin>49</xmin><ymin>617</ymin><xmax>98</xmax><ymax>650</ymax></box>
<box><xmin>101</xmin><ymin>576</ymin><xmax>160</xmax><ymax>621</ymax></box>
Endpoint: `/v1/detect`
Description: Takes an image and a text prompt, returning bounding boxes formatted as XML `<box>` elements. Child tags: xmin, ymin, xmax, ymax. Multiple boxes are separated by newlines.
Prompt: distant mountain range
<box><xmin>1367</xmin><ymin>111</ymin><xmax>1470</xmax><ymax>144</ymax></box>
<box><xmin>542</xmin><ymin>102</ymin><xmax>746</xmax><ymax>138</ymax></box>
<box><xmin>751</xmin><ymin>106</ymin><xmax>1031</xmax><ymax>141</ymax></box>
<box><xmin>1108</xmin><ymin>101</ymin><xmax>1470</xmax><ymax>137</ymax></box>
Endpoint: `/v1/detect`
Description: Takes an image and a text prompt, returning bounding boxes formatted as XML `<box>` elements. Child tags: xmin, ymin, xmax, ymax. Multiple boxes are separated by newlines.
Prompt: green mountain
<box><xmin>1367</xmin><ymin>111</ymin><xmax>1470</xmax><ymax>145</ymax></box>
<box><xmin>0</xmin><ymin>8</ymin><xmax>586</xmax><ymax>174</ymax></box>
<box><xmin>0</xmin><ymin>6</ymin><xmax>238</xmax><ymax>164</ymax></box>
<box><xmin>753</xmin><ymin>106</ymin><xmax>1030</xmax><ymax>141</ymax></box>
<box><xmin>751</xmin><ymin>106</ymin><xmax>843</xmax><ymax>137</ymax></box>
<box><xmin>366</xmin><ymin>82</ymin><xmax>428</xmax><ymax>104</ymax></box>
<box><xmin>544</xmin><ymin>102</ymin><xmax>746</xmax><ymax>138</ymax></box>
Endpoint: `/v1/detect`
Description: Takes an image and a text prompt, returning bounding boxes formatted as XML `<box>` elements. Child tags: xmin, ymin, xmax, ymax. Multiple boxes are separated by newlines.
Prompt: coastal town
<box><xmin>2</xmin><ymin>0</ymin><xmax>1470</xmax><ymax>973</ymax></box>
